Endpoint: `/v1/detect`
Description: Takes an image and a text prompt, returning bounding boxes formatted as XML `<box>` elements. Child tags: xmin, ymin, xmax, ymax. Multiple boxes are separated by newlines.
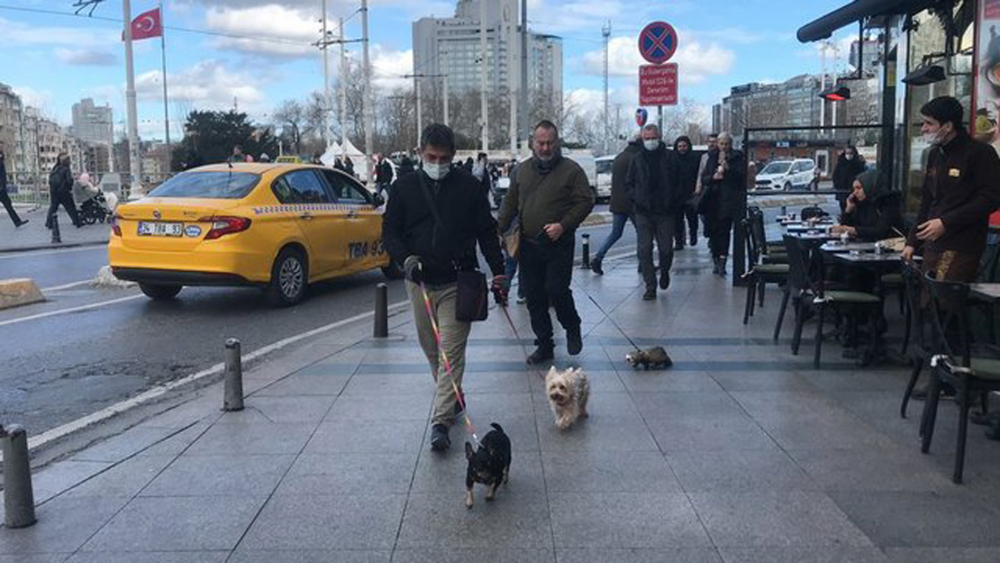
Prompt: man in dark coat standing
<box><xmin>46</xmin><ymin>152</ymin><xmax>81</xmax><ymax>229</ymax></box>
<box><xmin>590</xmin><ymin>134</ymin><xmax>640</xmax><ymax>275</ymax></box>
<box><xmin>374</xmin><ymin>154</ymin><xmax>394</xmax><ymax>197</ymax></box>
<box><xmin>832</xmin><ymin>146</ymin><xmax>866</xmax><ymax>213</ymax></box>
<box><xmin>626</xmin><ymin>124</ymin><xmax>682</xmax><ymax>300</ymax></box>
<box><xmin>1</xmin><ymin>150</ymin><xmax>28</xmax><ymax>227</ymax></box>
<box><xmin>672</xmin><ymin>136</ymin><xmax>700</xmax><ymax>250</ymax></box>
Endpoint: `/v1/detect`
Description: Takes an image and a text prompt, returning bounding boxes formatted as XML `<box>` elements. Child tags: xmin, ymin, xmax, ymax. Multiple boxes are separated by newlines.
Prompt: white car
<box><xmin>755</xmin><ymin>159</ymin><xmax>816</xmax><ymax>191</ymax></box>
<box><xmin>595</xmin><ymin>156</ymin><xmax>614</xmax><ymax>202</ymax></box>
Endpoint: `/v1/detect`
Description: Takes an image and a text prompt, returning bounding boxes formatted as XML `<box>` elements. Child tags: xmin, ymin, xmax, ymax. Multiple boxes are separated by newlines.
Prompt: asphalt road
<box><xmin>0</xmin><ymin>206</ymin><xmax>640</xmax><ymax>436</ymax></box>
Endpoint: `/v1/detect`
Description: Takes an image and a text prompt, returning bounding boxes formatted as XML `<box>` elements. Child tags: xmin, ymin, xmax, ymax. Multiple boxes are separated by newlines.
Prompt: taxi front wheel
<box><xmin>139</xmin><ymin>283</ymin><xmax>182</xmax><ymax>301</ymax></box>
<box><xmin>266</xmin><ymin>248</ymin><xmax>308</xmax><ymax>306</ymax></box>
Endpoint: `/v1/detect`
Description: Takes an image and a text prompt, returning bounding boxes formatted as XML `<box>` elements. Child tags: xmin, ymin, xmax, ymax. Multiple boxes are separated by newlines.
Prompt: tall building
<box><xmin>72</xmin><ymin>98</ymin><xmax>113</xmax><ymax>172</ymax></box>
<box><xmin>412</xmin><ymin>0</ymin><xmax>563</xmax><ymax>104</ymax></box>
<box><xmin>714</xmin><ymin>75</ymin><xmax>825</xmax><ymax>140</ymax></box>
<box><xmin>0</xmin><ymin>83</ymin><xmax>23</xmax><ymax>175</ymax></box>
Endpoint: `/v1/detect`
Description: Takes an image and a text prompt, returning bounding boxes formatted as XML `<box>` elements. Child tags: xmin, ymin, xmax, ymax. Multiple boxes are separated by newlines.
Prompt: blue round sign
<box><xmin>635</xmin><ymin>108</ymin><xmax>648</xmax><ymax>127</ymax></box>
<box><xmin>638</xmin><ymin>21</ymin><xmax>678</xmax><ymax>65</ymax></box>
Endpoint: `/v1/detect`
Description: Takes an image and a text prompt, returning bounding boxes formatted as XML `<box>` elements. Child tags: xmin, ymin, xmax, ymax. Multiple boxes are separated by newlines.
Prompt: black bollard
<box><xmin>374</xmin><ymin>283</ymin><xmax>388</xmax><ymax>338</ymax></box>
<box><xmin>50</xmin><ymin>212</ymin><xmax>61</xmax><ymax>244</ymax></box>
<box><xmin>581</xmin><ymin>233</ymin><xmax>590</xmax><ymax>269</ymax></box>
<box><xmin>223</xmin><ymin>339</ymin><xmax>244</xmax><ymax>411</ymax></box>
<box><xmin>2</xmin><ymin>424</ymin><xmax>37</xmax><ymax>528</ymax></box>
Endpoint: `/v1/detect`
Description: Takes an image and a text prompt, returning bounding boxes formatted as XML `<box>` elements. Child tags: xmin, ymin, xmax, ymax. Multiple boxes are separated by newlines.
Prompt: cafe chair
<box><xmin>899</xmin><ymin>260</ymin><xmax>931</xmax><ymax>418</ymax></box>
<box><xmin>784</xmin><ymin>235</ymin><xmax>882</xmax><ymax>368</ymax></box>
<box><xmin>800</xmin><ymin>206</ymin><xmax>828</xmax><ymax>221</ymax></box>
<box><xmin>749</xmin><ymin>208</ymin><xmax>787</xmax><ymax>266</ymax></box>
<box><xmin>742</xmin><ymin>218</ymin><xmax>789</xmax><ymax>325</ymax></box>
<box><xmin>919</xmin><ymin>273</ymin><xmax>1000</xmax><ymax>484</ymax></box>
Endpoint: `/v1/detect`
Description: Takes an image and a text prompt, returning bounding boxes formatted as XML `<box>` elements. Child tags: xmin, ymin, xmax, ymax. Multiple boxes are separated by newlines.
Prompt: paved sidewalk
<box><xmin>4</xmin><ymin>245</ymin><xmax>1000</xmax><ymax>562</ymax></box>
<box><xmin>0</xmin><ymin>206</ymin><xmax>110</xmax><ymax>254</ymax></box>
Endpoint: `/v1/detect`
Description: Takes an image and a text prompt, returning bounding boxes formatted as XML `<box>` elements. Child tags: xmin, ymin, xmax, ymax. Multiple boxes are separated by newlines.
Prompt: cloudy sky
<box><xmin>0</xmin><ymin>0</ymin><xmax>858</xmax><ymax>141</ymax></box>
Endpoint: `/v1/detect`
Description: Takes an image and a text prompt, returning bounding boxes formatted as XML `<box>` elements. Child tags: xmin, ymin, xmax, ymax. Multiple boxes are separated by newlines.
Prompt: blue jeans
<box><xmin>505</xmin><ymin>255</ymin><xmax>524</xmax><ymax>298</ymax></box>
<box><xmin>594</xmin><ymin>212</ymin><xmax>632</xmax><ymax>261</ymax></box>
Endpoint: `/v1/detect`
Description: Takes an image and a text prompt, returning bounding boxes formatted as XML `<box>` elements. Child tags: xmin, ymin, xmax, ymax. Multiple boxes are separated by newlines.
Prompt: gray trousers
<box><xmin>634</xmin><ymin>212</ymin><xmax>675</xmax><ymax>290</ymax></box>
<box><xmin>406</xmin><ymin>280</ymin><xmax>471</xmax><ymax>426</ymax></box>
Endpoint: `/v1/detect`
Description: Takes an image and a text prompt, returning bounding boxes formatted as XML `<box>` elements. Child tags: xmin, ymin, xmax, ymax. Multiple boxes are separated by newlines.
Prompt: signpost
<box><xmin>637</xmin><ymin>21</ymin><xmax>678</xmax><ymax>133</ymax></box>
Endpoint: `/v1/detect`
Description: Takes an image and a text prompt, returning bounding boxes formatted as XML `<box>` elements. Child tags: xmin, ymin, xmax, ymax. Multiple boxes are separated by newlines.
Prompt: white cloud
<box><xmin>203</xmin><ymin>4</ymin><xmax>322</xmax><ymax>58</ymax></box>
<box><xmin>135</xmin><ymin>60</ymin><xmax>266</xmax><ymax>112</ymax></box>
<box><xmin>0</xmin><ymin>17</ymin><xmax>118</xmax><ymax>49</ymax></box>
<box><xmin>580</xmin><ymin>35</ymin><xmax>734</xmax><ymax>85</ymax></box>
<box><xmin>527</xmin><ymin>0</ymin><xmax>693</xmax><ymax>33</ymax></box>
<box><xmin>55</xmin><ymin>48</ymin><xmax>117</xmax><ymax>66</ymax></box>
<box><xmin>370</xmin><ymin>47</ymin><xmax>414</xmax><ymax>89</ymax></box>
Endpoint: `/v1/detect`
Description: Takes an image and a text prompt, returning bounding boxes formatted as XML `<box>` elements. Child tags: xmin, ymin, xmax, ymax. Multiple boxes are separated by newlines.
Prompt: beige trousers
<box><xmin>406</xmin><ymin>280</ymin><xmax>471</xmax><ymax>426</ymax></box>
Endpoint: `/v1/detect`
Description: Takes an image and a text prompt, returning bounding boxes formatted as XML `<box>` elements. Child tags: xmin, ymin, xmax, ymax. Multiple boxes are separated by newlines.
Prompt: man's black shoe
<box><xmin>526</xmin><ymin>345</ymin><xmax>555</xmax><ymax>365</ymax></box>
<box><xmin>643</xmin><ymin>288</ymin><xmax>656</xmax><ymax>301</ymax></box>
<box><xmin>15</xmin><ymin>219</ymin><xmax>29</xmax><ymax>228</ymax></box>
<box><xmin>674</xmin><ymin>240</ymin><xmax>684</xmax><ymax>251</ymax></box>
<box><xmin>911</xmin><ymin>383</ymin><xmax>957</xmax><ymax>401</ymax></box>
<box><xmin>567</xmin><ymin>327</ymin><xmax>583</xmax><ymax>356</ymax></box>
<box><xmin>430</xmin><ymin>424</ymin><xmax>451</xmax><ymax>451</ymax></box>
<box><xmin>590</xmin><ymin>258</ymin><xmax>604</xmax><ymax>275</ymax></box>
<box><xmin>659</xmin><ymin>270</ymin><xmax>670</xmax><ymax>290</ymax></box>
<box><xmin>690</xmin><ymin>235</ymin><xmax>697</xmax><ymax>247</ymax></box>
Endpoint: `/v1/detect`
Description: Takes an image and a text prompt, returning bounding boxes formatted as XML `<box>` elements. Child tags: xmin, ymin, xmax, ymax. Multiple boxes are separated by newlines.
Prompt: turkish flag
<box><xmin>125</xmin><ymin>8</ymin><xmax>162</xmax><ymax>41</ymax></box>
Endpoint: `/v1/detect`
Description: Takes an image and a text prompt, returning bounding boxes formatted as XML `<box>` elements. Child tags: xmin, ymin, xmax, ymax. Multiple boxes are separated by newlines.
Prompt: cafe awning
<box><xmin>797</xmin><ymin>0</ymin><xmax>940</xmax><ymax>43</ymax></box>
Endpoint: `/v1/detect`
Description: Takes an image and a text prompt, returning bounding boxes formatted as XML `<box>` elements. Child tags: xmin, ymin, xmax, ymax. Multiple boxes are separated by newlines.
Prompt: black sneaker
<box><xmin>590</xmin><ymin>258</ymin><xmax>604</xmax><ymax>275</ymax></box>
<box><xmin>643</xmin><ymin>288</ymin><xmax>656</xmax><ymax>301</ymax></box>
<box><xmin>659</xmin><ymin>270</ymin><xmax>670</xmax><ymax>290</ymax></box>
<box><xmin>674</xmin><ymin>240</ymin><xmax>684</xmax><ymax>251</ymax></box>
<box><xmin>567</xmin><ymin>327</ymin><xmax>583</xmax><ymax>356</ymax></box>
<box><xmin>711</xmin><ymin>260</ymin><xmax>720</xmax><ymax>275</ymax></box>
<box><xmin>527</xmin><ymin>345</ymin><xmax>555</xmax><ymax>365</ymax></box>
<box><xmin>15</xmin><ymin>219</ymin><xmax>29</xmax><ymax>228</ymax></box>
<box><xmin>430</xmin><ymin>423</ymin><xmax>451</xmax><ymax>451</ymax></box>
<box><xmin>689</xmin><ymin>235</ymin><xmax>697</xmax><ymax>247</ymax></box>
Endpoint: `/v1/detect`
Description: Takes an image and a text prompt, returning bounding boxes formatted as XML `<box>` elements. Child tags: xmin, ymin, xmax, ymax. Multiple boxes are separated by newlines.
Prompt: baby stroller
<box><xmin>75</xmin><ymin>173</ymin><xmax>117</xmax><ymax>225</ymax></box>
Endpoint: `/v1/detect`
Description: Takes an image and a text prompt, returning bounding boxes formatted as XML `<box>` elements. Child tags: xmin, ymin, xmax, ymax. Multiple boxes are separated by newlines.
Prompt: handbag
<box><xmin>504</xmin><ymin>214</ymin><xmax>521</xmax><ymax>259</ymax></box>
<box><xmin>418</xmin><ymin>173</ymin><xmax>489</xmax><ymax>322</ymax></box>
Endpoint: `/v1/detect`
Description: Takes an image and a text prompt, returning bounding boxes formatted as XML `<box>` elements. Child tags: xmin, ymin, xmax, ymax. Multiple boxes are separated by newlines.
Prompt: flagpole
<box><xmin>123</xmin><ymin>0</ymin><xmax>143</xmax><ymax>199</ymax></box>
<box><xmin>159</xmin><ymin>1</ymin><xmax>171</xmax><ymax>175</ymax></box>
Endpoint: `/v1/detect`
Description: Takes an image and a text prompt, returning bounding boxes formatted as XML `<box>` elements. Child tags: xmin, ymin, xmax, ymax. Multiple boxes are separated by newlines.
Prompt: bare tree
<box><xmin>272</xmin><ymin>100</ymin><xmax>312</xmax><ymax>155</ymax></box>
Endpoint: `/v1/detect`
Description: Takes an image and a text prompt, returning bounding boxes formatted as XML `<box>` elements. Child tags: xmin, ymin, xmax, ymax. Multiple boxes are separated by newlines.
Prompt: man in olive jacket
<box><xmin>498</xmin><ymin>120</ymin><xmax>595</xmax><ymax>364</ymax></box>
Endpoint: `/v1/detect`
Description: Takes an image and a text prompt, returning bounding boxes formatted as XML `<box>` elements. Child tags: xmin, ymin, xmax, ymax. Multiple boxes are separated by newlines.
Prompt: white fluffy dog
<box><xmin>545</xmin><ymin>366</ymin><xmax>590</xmax><ymax>430</ymax></box>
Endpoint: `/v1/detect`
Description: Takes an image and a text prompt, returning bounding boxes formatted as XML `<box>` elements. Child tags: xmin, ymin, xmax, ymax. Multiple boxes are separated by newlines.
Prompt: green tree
<box><xmin>171</xmin><ymin>110</ymin><xmax>278</xmax><ymax>170</ymax></box>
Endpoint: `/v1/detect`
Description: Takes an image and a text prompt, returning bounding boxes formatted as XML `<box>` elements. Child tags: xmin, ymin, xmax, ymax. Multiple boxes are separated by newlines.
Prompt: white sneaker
<box><xmin>516</xmin><ymin>295</ymin><xmax>526</xmax><ymax>304</ymax></box>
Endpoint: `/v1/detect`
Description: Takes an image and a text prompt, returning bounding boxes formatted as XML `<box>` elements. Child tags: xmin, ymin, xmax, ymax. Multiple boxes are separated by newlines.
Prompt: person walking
<box><xmin>700</xmin><ymin>132</ymin><xmax>746</xmax><ymax>276</ymax></box>
<box><xmin>375</xmin><ymin>154</ymin><xmax>394</xmax><ymax>197</ymax></box>
<box><xmin>344</xmin><ymin>156</ymin><xmax>355</xmax><ymax>177</ymax></box>
<box><xmin>46</xmin><ymin>153</ymin><xmax>81</xmax><ymax>229</ymax></box>
<box><xmin>590</xmin><ymin>133</ymin><xmax>640</xmax><ymax>275</ymax></box>
<box><xmin>498</xmin><ymin>120</ymin><xmax>594</xmax><ymax>364</ymax></box>
<box><xmin>0</xmin><ymin>150</ymin><xmax>28</xmax><ymax>228</ymax></box>
<box><xmin>473</xmin><ymin>152</ymin><xmax>492</xmax><ymax>201</ymax></box>
<box><xmin>626</xmin><ymin>124</ymin><xmax>682</xmax><ymax>300</ymax></box>
<box><xmin>672</xmin><ymin>135</ymin><xmax>700</xmax><ymax>250</ymax></box>
<box><xmin>695</xmin><ymin>133</ymin><xmax>719</xmax><ymax>242</ymax></box>
<box><xmin>382</xmin><ymin>123</ymin><xmax>507</xmax><ymax>451</ymax></box>
<box><xmin>832</xmin><ymin>146</ymin><xmax>866</xmax><ymax>212</ymax></box>
<box><xmin>310</xmin><ymin>150</ymin><xmax>324</xmax><ymax>165</ymax></box>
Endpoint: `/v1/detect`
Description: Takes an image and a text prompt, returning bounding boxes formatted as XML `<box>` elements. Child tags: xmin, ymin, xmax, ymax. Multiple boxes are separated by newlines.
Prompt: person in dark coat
<box><xmin>832</xmin><ymin>146</ymin><xmax>866</xmax><ymax>212</ymax></box>
<box><xmin>830</xmin><ymin>169</ymin><xmax>905</xmax><ymax>241</ymax></box>
<box><xmin>46</xmin><ymin>152</ymin><xmax>81</xmax><ymax>229</ymax></box>
<box><xmin>672</xmin><ymin>136</ymin><xmax>700</xmax><ymax>250</ymax></box>
<box><xmin>344</xmin><ymin>156</ymin><xmax>355</xmax><ymax>177</ymax></box>
<box><xmin>1</xmin><ymin>150</ymin><xmax>28</xmax><ymax>227</ymax></box>
<box><xmin>590</xmin><ymin>135</ymin><xmax>641</xmax><ymax>275</ymax></box>
<box><xmin>398</xmin><ymin>155</ymin><xmax>415</xmax><ymax>178</ymax></box>
<box><xmin>375</xmin><ymin>154</ymin><xmax>394</xmax><ymax>197</ymax></box>
<box><xmin>700</xmin><ymin>132</ymin><xmax>745</xmax><ymax>276</ymax></box>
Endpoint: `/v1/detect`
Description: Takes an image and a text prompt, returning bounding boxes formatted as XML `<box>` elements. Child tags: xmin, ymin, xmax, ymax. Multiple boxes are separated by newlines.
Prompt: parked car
<box><xmin>754</xmin><ymin>159</ymin><xmax>816</xmax><ymax>191</ymax></box>
<box><xmin>595</xmin><ymin>156</ymin><xmax>613</xmax><ymax>202</ymax></box>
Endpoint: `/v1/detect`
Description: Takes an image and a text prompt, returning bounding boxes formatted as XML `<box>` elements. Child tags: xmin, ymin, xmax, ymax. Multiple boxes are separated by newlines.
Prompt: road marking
<box><xmin>42</xmin><ymin>279</ymin><xmax>93</xmax><ymax>292</ymax></box>
<box><xmin>0</xmin><ymin>245</ymin><xmax>106</xmax><ymax>261</ymax></box>
<box><xmin>0</xmin><ymin>294</ymin><xmax>143</xmax><ymax>327</ymax></box>
<box><xmin>6</xmin><ymin>299</ymin><xmax>412</xmax><ymax>458</ymax></box>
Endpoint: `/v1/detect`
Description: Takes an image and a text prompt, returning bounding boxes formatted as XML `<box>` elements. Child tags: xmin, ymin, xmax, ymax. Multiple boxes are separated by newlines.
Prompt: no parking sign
<box><xmin>638</xmin><ymin>21</ymin><xmax>678</xmax><ymax>65</ymax></box>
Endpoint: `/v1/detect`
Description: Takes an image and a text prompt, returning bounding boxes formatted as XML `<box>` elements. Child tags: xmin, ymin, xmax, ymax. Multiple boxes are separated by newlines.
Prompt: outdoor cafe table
<box><xmin>820</xmin><ymin>241</ymin><xmax>877</xmax><ymax>253</ymax></box>
<box><xmin>971</xmin><ymin>283</ymin><xmax>1000</xmax><ymax>303</ymax></box>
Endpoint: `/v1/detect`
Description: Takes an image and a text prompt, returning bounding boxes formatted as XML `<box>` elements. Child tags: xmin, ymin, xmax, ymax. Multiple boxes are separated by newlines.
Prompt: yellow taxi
<box><xmin>109</xmin><ymin>163</ymin><xmax>399</xmax><ymax>306</ymax></box>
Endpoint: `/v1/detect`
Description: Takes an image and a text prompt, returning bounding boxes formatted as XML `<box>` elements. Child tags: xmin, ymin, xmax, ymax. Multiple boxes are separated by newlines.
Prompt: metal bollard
<box><xmin>581</xmin><ymin>233</ymin><xmax>591</xmax><ymax>269</ymax></box>
<box><xmin>2</xmin><ymin>424</ymin><xmax>37</xmax><ymax>528</ymax></box>
<box><xmin>50</xmin><ymin>213</ymin><xmax>61</xmax><ymax>244</ymax></box>
<box><xmin>374</xmin><ymin>283</ymin><xmax>388</xmax><ymax>338</ymax></box>
<box><xmin>223</xmin><ymin>339</ymin><xmax>244</xmax><ymax>411</ymax></box>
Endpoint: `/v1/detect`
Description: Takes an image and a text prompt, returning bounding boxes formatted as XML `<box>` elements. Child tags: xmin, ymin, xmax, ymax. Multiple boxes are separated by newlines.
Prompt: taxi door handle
<box><xmin>300</xmin><ymin>212</ymin><xmax>314</xmax><ymax>220</ymax></box>
<box><xmin>347</xmin><ymin>209</ymin><xmax>358</xmax><ymax>218</ymax></box>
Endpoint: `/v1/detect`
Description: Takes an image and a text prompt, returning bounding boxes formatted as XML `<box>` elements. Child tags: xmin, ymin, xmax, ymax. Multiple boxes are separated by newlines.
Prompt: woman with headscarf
<box><xmin>830</xmin><ymin>169</ymin><xmax>904</xmax><ymax>241</ymax></box>
<box><xmin>699</xmin><ymin>132</ymin><xmax>745</xmax><ymax>276</ymax></box>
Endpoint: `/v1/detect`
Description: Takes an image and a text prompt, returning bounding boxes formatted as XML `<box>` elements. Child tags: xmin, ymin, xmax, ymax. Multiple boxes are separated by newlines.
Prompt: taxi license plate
<box><xmin>138</xmin><ymin>221</ymin><xmax>183</xmax><ymax>237</ymax></box>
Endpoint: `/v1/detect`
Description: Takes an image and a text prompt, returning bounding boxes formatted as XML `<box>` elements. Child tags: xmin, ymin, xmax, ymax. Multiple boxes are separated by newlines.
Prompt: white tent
<box><xmin>320</xmin><ymin>138</ymin><xmax>370</xmax><ymax>182</ymax></box>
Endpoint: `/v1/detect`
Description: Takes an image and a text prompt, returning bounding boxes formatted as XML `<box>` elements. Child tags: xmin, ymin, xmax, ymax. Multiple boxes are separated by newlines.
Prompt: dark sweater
<box><xmin>842</xmin><ymin>192</ymin><xmax>904</xmax><ymax>241</ymax></box>
<box><xmin>382</xmin><ymin>168</ymin><xmax>504</xmax><ymax>285</ymax></box>
<box><xmin>609</xmin><ymin>142</ymin><xmax>641</xmax><ymax>215</ymax></box>
<box><xmin>497</xmin><ymin>156</ymin><xmax>594</xmax><ymax>240</ymax></box>
<box><xmin>626</xmin><ymin>145</ymin><xmax>679</xmax><ymax>215</ymax></box>
<box><xmin>907</xmin><ymin>131</ymin><xmax>1000</xmax><ymax>256</ymax></box>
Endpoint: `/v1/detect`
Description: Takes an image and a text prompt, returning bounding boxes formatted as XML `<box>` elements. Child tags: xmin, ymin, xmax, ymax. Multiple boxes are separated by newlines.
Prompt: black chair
<box><xmin>800</xmin><ymin>206</ymin><xmax>828</xmax><ymax>221</ymax></box>
<box><xmin>919</xmin><ymin>273</ymin><xmax>1000</xmax><ymax>483</ymax></box>
<box><xmin>899</xmin><ymin>260</ymin><xmax>931</xmax><ymax>418</ymax></box>
<box><xmin>784</xmin><ymin>235</ymin><xmax>883</xmax><ymax>368</ymax></box>
<box><xmin>742</xmin><ymin>218</ymin><xmax>789</xmax><ymax>324</ymax></box>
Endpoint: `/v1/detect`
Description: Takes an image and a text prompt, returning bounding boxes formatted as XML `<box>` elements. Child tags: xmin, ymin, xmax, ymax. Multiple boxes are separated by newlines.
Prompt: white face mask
<box><xmin>845</xmin><ymin>154</ymin><xmax>854</xmax><ymax>161</ymax></box>
<box><xmin>643</xmin><ymin>139</ymin><xmax>660</xmax><ymax>151</ymax></box>
<box><xmin>923</xmin><ymin>130</ymin><xmax>946</xmax><ymax>146</ymax></box>
<box><xmin>424</xmin><ymin>162</ymin><xmax>450</xmax><ymax>181</ymax></box>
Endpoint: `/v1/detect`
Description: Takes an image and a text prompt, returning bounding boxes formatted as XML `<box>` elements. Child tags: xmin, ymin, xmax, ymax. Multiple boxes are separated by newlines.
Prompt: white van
<box><xmin>754</xmin><ymin>159</ymin><xmax>816</xmax><ymax>191</ymax></box>
<box><xmin>595</xmin><ymin>155</ymin><xmax>614</xmax><ymax>202</ymax></box>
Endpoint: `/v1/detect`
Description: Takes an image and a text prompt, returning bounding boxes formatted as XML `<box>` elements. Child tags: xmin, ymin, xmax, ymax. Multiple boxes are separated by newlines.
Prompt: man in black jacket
<box><xmin>46</xmin><ymin>153</ymin><xmax>81</xmax><ymax>229</ymax></box>
<box><xmin>591</xmin><ymin>135</ymin><xmax>640</xmax><ymax>276</ymax></box>
<box><xmin>1</xmin><ymin>150</ymin><xmax>28</xmax><ymax>227</ymax></box>
<box><xmin>672</xmin><ymin>136</ymin><xmax>700</xmax><ymax>250</ymax></box>
<box><xmin>626</xmin><ymin>124</ymin><xmax>682</xmax><ymax>300</ymax></box>
<box><xmin>375</xmin><ymin>154</ymin><xmax>394</xmax><ymax>197</ymax></box>
<box><xmin>382</xmin><ymin>124</ymin><xmax>507</xmax><ymax>451</ymax></box>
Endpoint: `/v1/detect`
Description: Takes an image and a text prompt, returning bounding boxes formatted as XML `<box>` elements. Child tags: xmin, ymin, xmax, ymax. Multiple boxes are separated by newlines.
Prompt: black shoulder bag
<box><xmin>417</xmin><ymin>173</ymin><xmax>489</xmax><ymax>322</ymax></box>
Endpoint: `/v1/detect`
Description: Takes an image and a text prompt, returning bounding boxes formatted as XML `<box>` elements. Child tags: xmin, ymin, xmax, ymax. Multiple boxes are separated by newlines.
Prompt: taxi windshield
<box><xmin>149</xmin><ymin>172</ymin><xmax>260</xmax><ymax>199</ymax></box>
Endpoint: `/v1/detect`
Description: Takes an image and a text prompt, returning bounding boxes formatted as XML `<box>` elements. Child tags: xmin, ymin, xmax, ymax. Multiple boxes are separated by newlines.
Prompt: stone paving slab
<box><xmin>7</xmin><ymin>246</ymin><xmax>1000</xmax><ymax>560</ymax></box>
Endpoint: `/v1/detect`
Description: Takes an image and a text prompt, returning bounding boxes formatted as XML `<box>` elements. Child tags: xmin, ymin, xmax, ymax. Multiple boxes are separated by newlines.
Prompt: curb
<box><xmin>0</xmin><ymin>278</ymin><xmax>45</xmax><ymax>310</ymax></box>
<box><xmin>0</xmin><ymin>239</ymin><xmax>108</xmax><ymax>255</ymax></box>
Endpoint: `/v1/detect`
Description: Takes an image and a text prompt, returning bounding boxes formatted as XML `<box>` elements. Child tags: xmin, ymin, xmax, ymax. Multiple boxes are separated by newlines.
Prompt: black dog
<box><xmin>464</xmin><ymin>422</ymin><xmax>511</xmax><ymax>508</ymax></box>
